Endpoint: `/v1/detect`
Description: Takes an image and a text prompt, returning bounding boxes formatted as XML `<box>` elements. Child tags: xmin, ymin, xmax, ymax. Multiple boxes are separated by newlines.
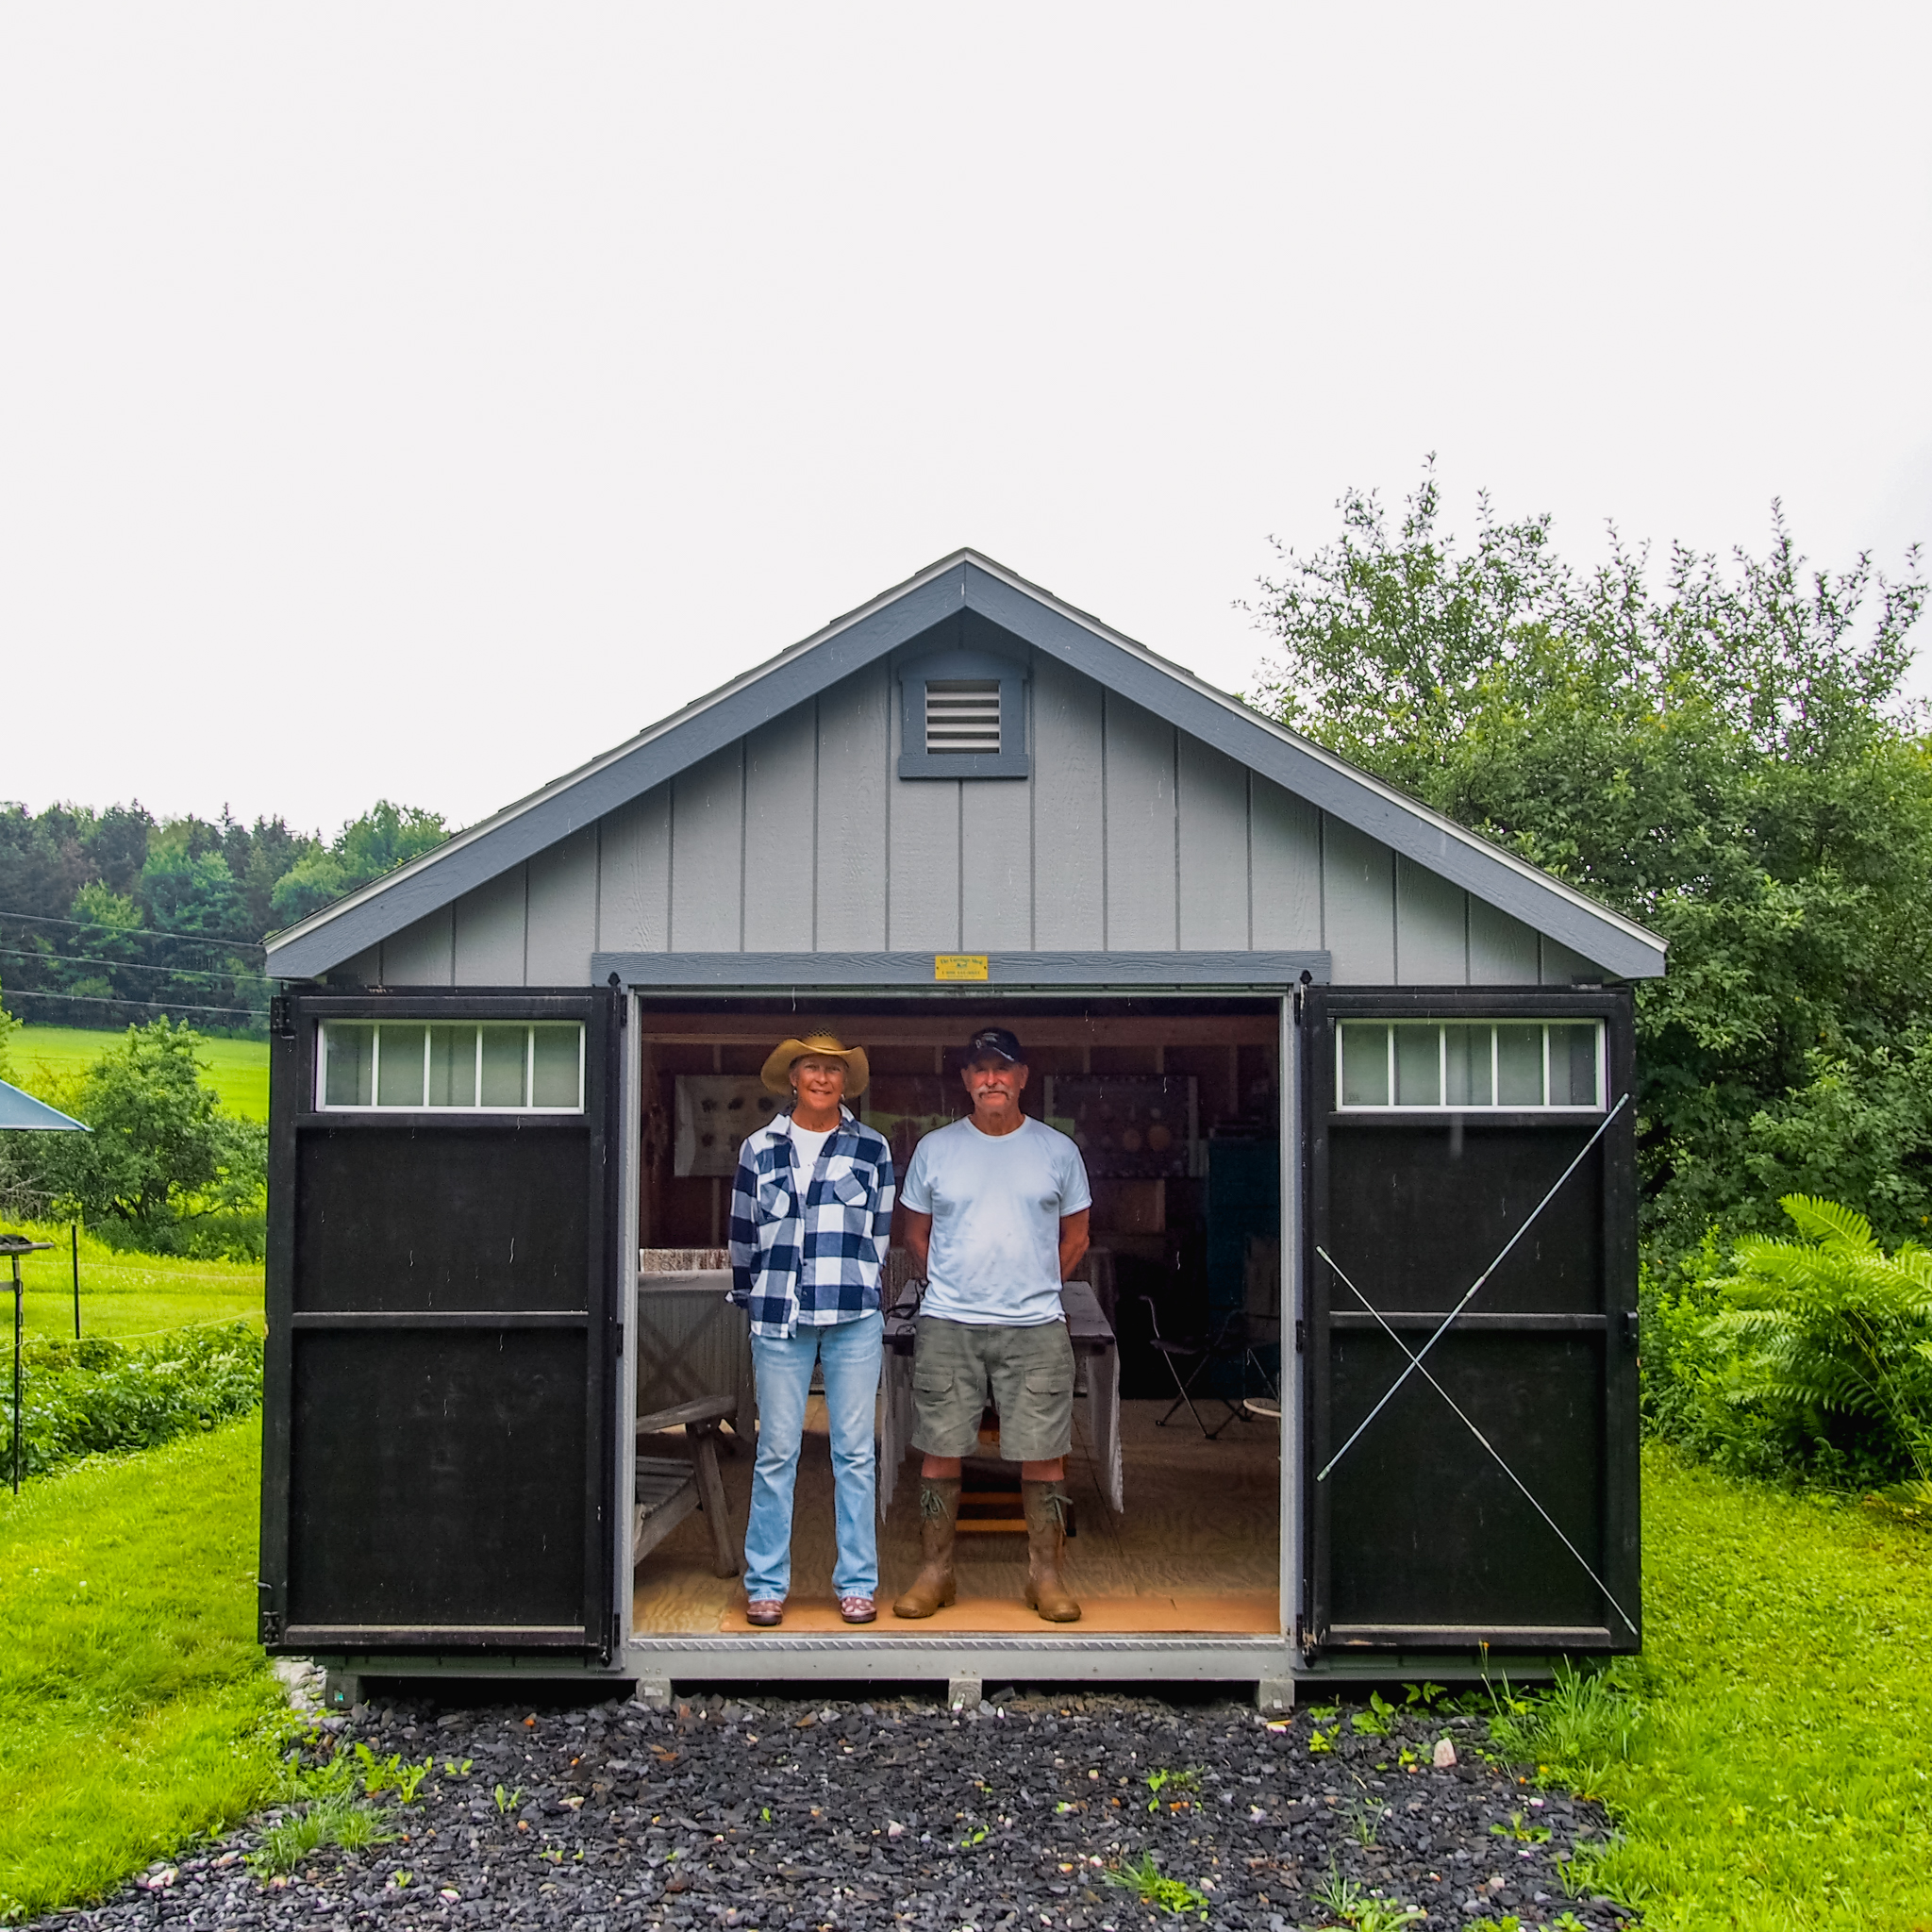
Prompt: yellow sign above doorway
<box><xmin>934</xmin><ymin>954</ymin><xmax>990</xmax><ymax>981</ymax></box>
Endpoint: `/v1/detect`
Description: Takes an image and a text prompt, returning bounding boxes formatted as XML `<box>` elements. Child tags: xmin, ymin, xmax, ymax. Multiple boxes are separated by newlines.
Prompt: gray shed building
<box><xmin>260</xmin><ymin>550</ymin><xmax>1663</xmax><ymax>1706</ymax></box>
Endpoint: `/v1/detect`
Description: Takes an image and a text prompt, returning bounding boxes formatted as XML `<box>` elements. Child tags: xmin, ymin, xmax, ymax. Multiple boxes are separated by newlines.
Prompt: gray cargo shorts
<box><xmin>910</xmin><ymin>1315</ymin><xmax>1075</xmax><ymax>1462</ymax></box>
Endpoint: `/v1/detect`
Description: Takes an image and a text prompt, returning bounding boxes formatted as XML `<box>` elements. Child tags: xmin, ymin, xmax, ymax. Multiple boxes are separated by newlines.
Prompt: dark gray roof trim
<box><xmin>593</xmin><ymin>951</ymin><xmax>1332</xmax><ymax>989</ymax></box>
<box><xmin>268</xmin><ymin>551</ymin><xmax>1666</xmax><ymax>981</ymax></box>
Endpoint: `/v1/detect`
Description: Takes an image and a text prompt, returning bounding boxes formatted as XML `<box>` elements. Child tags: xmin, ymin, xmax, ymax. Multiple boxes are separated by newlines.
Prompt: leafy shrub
<box><xmin>11</xmin><ymin>1324</ymin><xmax>263</xmax><ymax>1479</ymax></box>
<box><xmin>1646</xmin><ymin>1194</ymin><xmax>1932</xmax><ymax>1496</ymax></box>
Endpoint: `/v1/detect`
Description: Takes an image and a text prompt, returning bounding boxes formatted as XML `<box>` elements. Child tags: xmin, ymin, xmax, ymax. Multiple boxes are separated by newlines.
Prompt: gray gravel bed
<box><xmin>42</xmin><ymin>1688</ymin><xmax>1638</xmax><ymax>1930</ymax></box>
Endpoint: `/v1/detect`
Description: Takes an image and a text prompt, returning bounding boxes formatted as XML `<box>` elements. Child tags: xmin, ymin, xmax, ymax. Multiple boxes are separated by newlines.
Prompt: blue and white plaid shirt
<box><xmin>727</xmin><ymin>1108</ymin><xmax>895</xmax><ymax>1340</ymax></box>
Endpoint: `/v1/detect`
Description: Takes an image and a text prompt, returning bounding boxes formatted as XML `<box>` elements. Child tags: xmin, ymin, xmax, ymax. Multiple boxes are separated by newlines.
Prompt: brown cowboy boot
<box><xmin>891</xmin><ymin>1477</ymin><xmax>960</xmax><ymax>1618</ymax></box>
<box><xmin>1023</xmin><ymin>1481</ymin><xmax>1081</xmax><ymax>1623</ymax></box>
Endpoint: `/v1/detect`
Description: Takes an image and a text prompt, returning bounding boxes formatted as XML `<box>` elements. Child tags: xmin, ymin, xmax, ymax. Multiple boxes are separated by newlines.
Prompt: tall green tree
<box><xmin>10</xmin><ymin>1019</ymin><xmax>265</xmax><ymax>1254</ymax></box>
<box><xmin>1248</xmin><ymin>463</ymin><xmax>1931</xmax><ymax>1255</ymax></box>
<box><xmin>269</xmin><ymin>801</ymin><xmax>446</xmax><ymax>926</ymax></box>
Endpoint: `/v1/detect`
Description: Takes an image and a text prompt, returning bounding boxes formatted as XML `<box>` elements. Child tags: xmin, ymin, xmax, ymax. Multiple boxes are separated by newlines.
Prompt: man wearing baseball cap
<box><xmin>892</xmin><ymin>1026</ymin><xmax>1091</xmax><ymax>1623</ymax></box>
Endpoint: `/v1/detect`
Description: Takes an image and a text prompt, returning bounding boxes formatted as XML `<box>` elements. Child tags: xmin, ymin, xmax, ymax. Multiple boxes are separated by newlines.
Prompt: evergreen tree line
<box><xmin>0</xmin><ymin>800</ymin><xmax>446</xmax><ymax>1035</ymax></box>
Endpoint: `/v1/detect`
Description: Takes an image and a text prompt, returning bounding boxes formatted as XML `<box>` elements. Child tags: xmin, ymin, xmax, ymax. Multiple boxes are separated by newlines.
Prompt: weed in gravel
<box><xmin>491</xmin><ymin>1783</ymin><xmax>523</xmax><ymax>1814</ymax></box>
<box><xmin>352</xmin><ymin>1744</ymin><xmax>432</xmax><ymax>1804</ymax></box>
<box><xmin>1107</xmin><ymin>1852</ymin><xmax>1208</xmax><ymax>1918</ymax></box>
<box><xmin>1351</xmin><ymin>1690</ymin><xmax>1398</xmax><ymax>1737</ymax></box>
<box><xmin>245</xmin><ymin>1790</ymin><xmax>392</xmax><ymax>1878</ymax></box>
<box><xmin>1144</xmin><ymin>1766</ymin><xmax>1201</xmax><ymax>1809</ymax></box>
<box><xmin>1490</xmin><ymin>1808</ymin><xmax>1553</xmax><ymax>1845</ymax></box>
<box><xmin>1307</xmin><ymin>1866</ymin><xmax>1425</xmax><ymax>1929</ymax></box>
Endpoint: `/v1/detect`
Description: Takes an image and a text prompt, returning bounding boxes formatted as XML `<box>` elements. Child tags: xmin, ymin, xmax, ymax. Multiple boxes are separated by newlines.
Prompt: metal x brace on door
<box><xmin>1314</xmin><ymin>1092</ymin><xmax>1639</xmax><ymax>1638</ymax></box>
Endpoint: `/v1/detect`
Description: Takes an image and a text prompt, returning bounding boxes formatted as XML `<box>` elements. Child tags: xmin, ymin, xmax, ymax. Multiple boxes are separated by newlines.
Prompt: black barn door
<box><xmin>259</xmin><ymin>990</ymin><xmax>623</xmax><ymax>1661</ymax></box>
<box><xmin>1302</xmin><ymin>988</ymin><xmax>1640</xmax><ymax>1656</ymax></box>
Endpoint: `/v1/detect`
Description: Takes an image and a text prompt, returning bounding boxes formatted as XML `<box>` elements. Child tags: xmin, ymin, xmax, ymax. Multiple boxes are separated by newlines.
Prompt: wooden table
<box><xmin>879</xmin><ymin>1282</ymin><xmax>1122</xmax><ymax>1520</ymax></box>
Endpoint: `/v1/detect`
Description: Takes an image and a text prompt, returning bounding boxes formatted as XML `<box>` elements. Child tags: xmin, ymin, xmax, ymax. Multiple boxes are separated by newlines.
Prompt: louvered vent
<box><xmin>924</xmin><ymin>679</ymin><xmax>1002</xmax><ymax>755</ymax></box>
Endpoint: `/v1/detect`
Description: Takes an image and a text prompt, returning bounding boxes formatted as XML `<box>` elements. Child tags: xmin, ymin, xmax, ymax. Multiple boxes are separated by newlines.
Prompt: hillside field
<box><xmin>6</xmin><ymin>1023</ymin><xmax>268</xmax><ymax>1122</ymax></box>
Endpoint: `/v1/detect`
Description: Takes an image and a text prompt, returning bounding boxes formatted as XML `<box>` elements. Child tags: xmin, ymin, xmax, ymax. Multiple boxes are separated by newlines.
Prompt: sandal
<box><xmin>839</xmin><ymin>1595</ymin><xmax>877</xmax><ymax>1624</ymax></box>
<box><xmin>745</xmin><ymin>1600</ymin><xmax>784</xmax><ymax>1627</ymax></box>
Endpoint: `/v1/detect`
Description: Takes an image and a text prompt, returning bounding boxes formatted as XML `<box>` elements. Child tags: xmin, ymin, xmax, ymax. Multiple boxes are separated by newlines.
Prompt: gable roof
<box><xmin>265</xmin><ymin>550</ymin><xmax>1667</xmax><ymax>981</ymax></box>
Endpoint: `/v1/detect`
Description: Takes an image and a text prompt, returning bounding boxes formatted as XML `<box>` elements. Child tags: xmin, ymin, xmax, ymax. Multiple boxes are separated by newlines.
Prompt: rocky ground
<box><xmin>44</xmin><ymin>1688</ymin><xmax>1637</xmax><ymax>1931</ymax></box>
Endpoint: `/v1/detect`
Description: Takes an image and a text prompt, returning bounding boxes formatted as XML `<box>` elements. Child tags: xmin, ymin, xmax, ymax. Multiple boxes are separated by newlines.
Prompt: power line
<box><xmin>0</xmin><ymin>944</ymin><xmax>263</xmax><ymax>989</ymax></box>
<box><xmin>0</xmin><ymin>908</ymin><xmax>265</xmax><ymax>957</ymax></box>
<box><xmin>2</xmin><ymin>986</ymin><xmax>266</xmax><ymax>1022</ymax></box>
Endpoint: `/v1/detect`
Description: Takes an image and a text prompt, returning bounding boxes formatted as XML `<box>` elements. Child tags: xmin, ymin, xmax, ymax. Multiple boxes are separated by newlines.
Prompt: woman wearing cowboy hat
<box><xmin>726</xmin><ymin>1031</ymin><xmax>894</xmax><ymax>1626</ymax></box>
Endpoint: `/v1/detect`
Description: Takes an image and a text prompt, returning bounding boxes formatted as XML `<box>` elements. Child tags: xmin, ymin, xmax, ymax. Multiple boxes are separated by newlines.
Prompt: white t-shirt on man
<box><xmin>900</xmin><ymin>1114</ymin><xmax>1092</xmax><ymax>1326</ymax></box>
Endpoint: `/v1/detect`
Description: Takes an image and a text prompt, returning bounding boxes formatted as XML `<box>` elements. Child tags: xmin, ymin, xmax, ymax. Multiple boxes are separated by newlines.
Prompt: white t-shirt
<box><xmin>900</xmin><ymin>1114</ymin><xmax>1092</xmax><ymax>1326</ymax></box>
<box><xmin>785</xmin><ymin>1122</ymin><xmax>834</xmax><ymax>1174</ymax></box>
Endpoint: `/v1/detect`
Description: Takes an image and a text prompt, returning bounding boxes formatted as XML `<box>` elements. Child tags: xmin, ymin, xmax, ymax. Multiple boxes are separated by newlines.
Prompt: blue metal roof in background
<box><xmin>0</xmin><ymin>1079</ymin><xmax>88</xmax><ymax>1131</ymax></box>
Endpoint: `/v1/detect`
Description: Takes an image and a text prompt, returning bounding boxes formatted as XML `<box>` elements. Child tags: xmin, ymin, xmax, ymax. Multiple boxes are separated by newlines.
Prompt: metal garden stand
<box><xmin>3</xmin><ymin>1236</ymin><xmax>55</xmax><ymax>1495</ymax></box>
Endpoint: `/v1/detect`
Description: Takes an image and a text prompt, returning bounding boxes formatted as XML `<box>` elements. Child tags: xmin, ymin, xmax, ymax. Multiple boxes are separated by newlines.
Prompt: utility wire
<box><xmin>0</xmin><ymin>944</ymin><xmax>264</xmax><ymax>988</ymax></box>
<box><xmin>0</xmin><ymin>909</ymin><xmax>265</xmax><ymax>957</ymax></box>
<box><xmin>1</xmin><ymin>987</ymin><xmax>266</xmax><ymax>1022</ymax></box>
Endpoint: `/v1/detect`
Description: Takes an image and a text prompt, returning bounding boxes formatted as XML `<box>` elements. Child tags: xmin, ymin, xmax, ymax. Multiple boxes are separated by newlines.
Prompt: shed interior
<box><xmin>628</xmin><ymin>1000</ymin><xmax>1287</xmax><ymax>1638</ymax></box>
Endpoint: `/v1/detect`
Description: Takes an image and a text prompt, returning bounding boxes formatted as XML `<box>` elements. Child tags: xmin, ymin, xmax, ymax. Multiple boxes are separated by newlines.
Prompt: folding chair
<box><xmin>1138</xmin><ymin>1296</ymin><xmax>1245</xmax><ymax>1440</ymax></box>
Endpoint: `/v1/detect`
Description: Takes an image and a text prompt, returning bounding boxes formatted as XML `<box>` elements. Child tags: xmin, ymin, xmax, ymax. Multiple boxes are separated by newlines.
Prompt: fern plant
<box><xmin>1712</xmin><ymin>1194</ymin><xmax>1932</xmax><ymax>1497</ymax></box>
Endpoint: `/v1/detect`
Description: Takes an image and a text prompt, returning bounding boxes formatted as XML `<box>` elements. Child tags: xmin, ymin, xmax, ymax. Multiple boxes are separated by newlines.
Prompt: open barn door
<box><xmin>1301</xmin><ymin>987</ymin><xmax>1640</xmax><ymax>1656</ymax></box>
<box><xmin>258</xmin><ymin>990</ymin><xmax>623</xmax><ymax>1661</ymax></box>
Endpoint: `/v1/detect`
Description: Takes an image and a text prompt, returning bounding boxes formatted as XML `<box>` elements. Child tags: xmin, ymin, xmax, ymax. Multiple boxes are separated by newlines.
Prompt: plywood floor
<box><xmin>631</xmin><ymin>1397</ymin><xmax>1282</xmax><ymax>1638</ymax></box>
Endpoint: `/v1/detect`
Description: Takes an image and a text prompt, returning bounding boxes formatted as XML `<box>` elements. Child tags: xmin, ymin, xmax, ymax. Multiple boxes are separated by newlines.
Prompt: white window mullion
<box><xmin>474</xmin><ymin>1026</ymin><xmax>483</xmax><ymax>1108</ymax></box>
<box><xmin>525</xmin><ymin>1025</ymin><xmax>536</xmax><ymax>1109</ymax></box>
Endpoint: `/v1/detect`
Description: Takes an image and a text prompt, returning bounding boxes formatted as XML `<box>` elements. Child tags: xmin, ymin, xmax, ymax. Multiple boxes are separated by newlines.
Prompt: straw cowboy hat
<box><xmin>759</xmin><ymin>1031</ymin><xmax>871</xmax><ymax>1098</ymax></box>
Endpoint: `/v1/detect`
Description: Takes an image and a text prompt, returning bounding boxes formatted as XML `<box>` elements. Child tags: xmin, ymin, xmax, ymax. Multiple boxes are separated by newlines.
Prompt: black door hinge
<box><xmin>613</xmin><ymin>1323</ymin><xmax>624</xmax><ymax>1358</ymax></box>
<box><xmin>269</xmin><ymin>995</ymin><xmax>295</xmax><ymax>1041</ymax></box>
<box><xmin>1294</xmin><ymin>1319</ymin><xmax>1307</xmax><ymax>1355</ymax></box>
<box><xmin>1622</xmin><ymin>1309</ymin><xmax>1640</xmax><ymax>1347</ymax></box>
<box><xmin>259</xmin><ymin>1609</ymin><xmax>283</xmax><ymax>1645</ymax></box>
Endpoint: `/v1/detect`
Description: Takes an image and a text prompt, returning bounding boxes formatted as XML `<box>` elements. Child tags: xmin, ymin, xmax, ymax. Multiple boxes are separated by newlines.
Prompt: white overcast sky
<box><xmin>3</xmin><ymin>5</ymin><xmax>1928</xmax><ymax>838</ymax></box>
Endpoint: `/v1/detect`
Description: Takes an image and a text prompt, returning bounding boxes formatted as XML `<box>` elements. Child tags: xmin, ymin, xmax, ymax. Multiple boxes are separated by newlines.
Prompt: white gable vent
<box><xmin>924</xmin><ymin>679</ymin><xmax>1002</xmax><ymax>755</ymax></box>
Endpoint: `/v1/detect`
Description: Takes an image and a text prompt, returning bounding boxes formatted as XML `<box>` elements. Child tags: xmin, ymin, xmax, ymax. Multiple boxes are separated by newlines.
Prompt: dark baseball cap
<box><xmin>963</xmin><ymin>1025</ymin><xmax>1025</xmax><ymax>1065</ymax></box>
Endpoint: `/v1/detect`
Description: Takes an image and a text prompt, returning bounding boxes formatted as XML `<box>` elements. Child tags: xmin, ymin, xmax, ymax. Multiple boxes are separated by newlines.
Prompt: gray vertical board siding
<box><xmin>959</xmin><ymin>771</ymin><xmax>1033</xmax><ymax>949</ymax></box>
<box><xmin>1176</xmin><ymin>734</ymin><xmax>1251</xmax><ymax>950</ymax></box>
<box><xmin>1250</xmin><ymin>775</ymin><xmax>1322</xmax><ymax>952</ymax></box>
<box><xmin>379</xmin><ymin>904</ymin><xmax>454</xmax><ymax>987</ymax></box>
<box><xmin>741</xmin><ymin>713</ymin><xmax>818</xmax><ymax>953</ymax></box>
<box><xmin>1540</xmin><ymin>933</ymin><xmax>1602</xmax><ymax>986</ymax></box>
<box><xmin>886</xmin><ymin>667</ymin><xmax>962</xmax><ymax>952</ymax></box>
<box><xmin>815</xmin><ymin>665</ymin><xmax>891</xmax><ymax>951</ymax></box>
<box><xmin>452</xmin><ymin>864</ymin><xmax>528</xmax><ymax>986</ymax></box>
<box><xmin>1467</xmin><ymin>894</ymin><xmax>1541</xmax><ymax>985</ymax></box>
<box><xmin>1031</xmin><ymin>653</ymin><xmax>1105</xmax><ymax>949</ymax></box>
<box><xmin>669</xmin><ymin>741</ymin><xmax>745</xmax><ymax>952</ymax></box>
<box><xmin>598</xmin><ymin>788</ymin><xmax>671</xmax><ymax>957</ymax></box>
<box><xmin>1393</xmin><ymin>855</ymin><xmax>1469</xmax><ymax>986</ymax></box>
<box><xmin>1321</xmin><ymin>814</ymin><xmax>1395</xmax><ymax>983</ymax></box>
<box><xmin>1102</xmin><ymin>691</ymin><xmax>1178</xmax><ymax>950</ymax></box>
<box><xmin>336</xmin><ymin>946</ymin><xmax>381</xmax><ymax>987</ymax></box>
<box><xmin>526</xmin><ymin>825</ymin><xmax>599</xmax><ymax>986</ymax></box>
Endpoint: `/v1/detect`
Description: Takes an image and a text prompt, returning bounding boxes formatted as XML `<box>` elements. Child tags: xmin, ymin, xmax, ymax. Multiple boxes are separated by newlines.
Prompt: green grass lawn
<box><xmin>1</xmin><ymin>1221</ymin><xmax>262</xmax><ymax>1341</ymax></box>
<box><xmin>1504</xmin><ymin>1445</ymin><xmax>1932</xmax><ymax>1931</ymax></box>
<box><xmin>0</xmin><ymin>1420</ymin><xmax>288</xmax><ymax>1920</ymax></box>
<box><xmin>7</xmin><ymin>1022</ymin><xmax>268</xmax><ymax>1121</ymax></box>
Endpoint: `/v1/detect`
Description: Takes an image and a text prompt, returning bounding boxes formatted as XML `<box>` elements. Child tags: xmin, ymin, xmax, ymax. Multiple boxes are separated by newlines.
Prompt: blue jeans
<box><xmin>744</xmin><ymin>1311</ymin><xmax>883</xmax><ymax>1602</ymax></box>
